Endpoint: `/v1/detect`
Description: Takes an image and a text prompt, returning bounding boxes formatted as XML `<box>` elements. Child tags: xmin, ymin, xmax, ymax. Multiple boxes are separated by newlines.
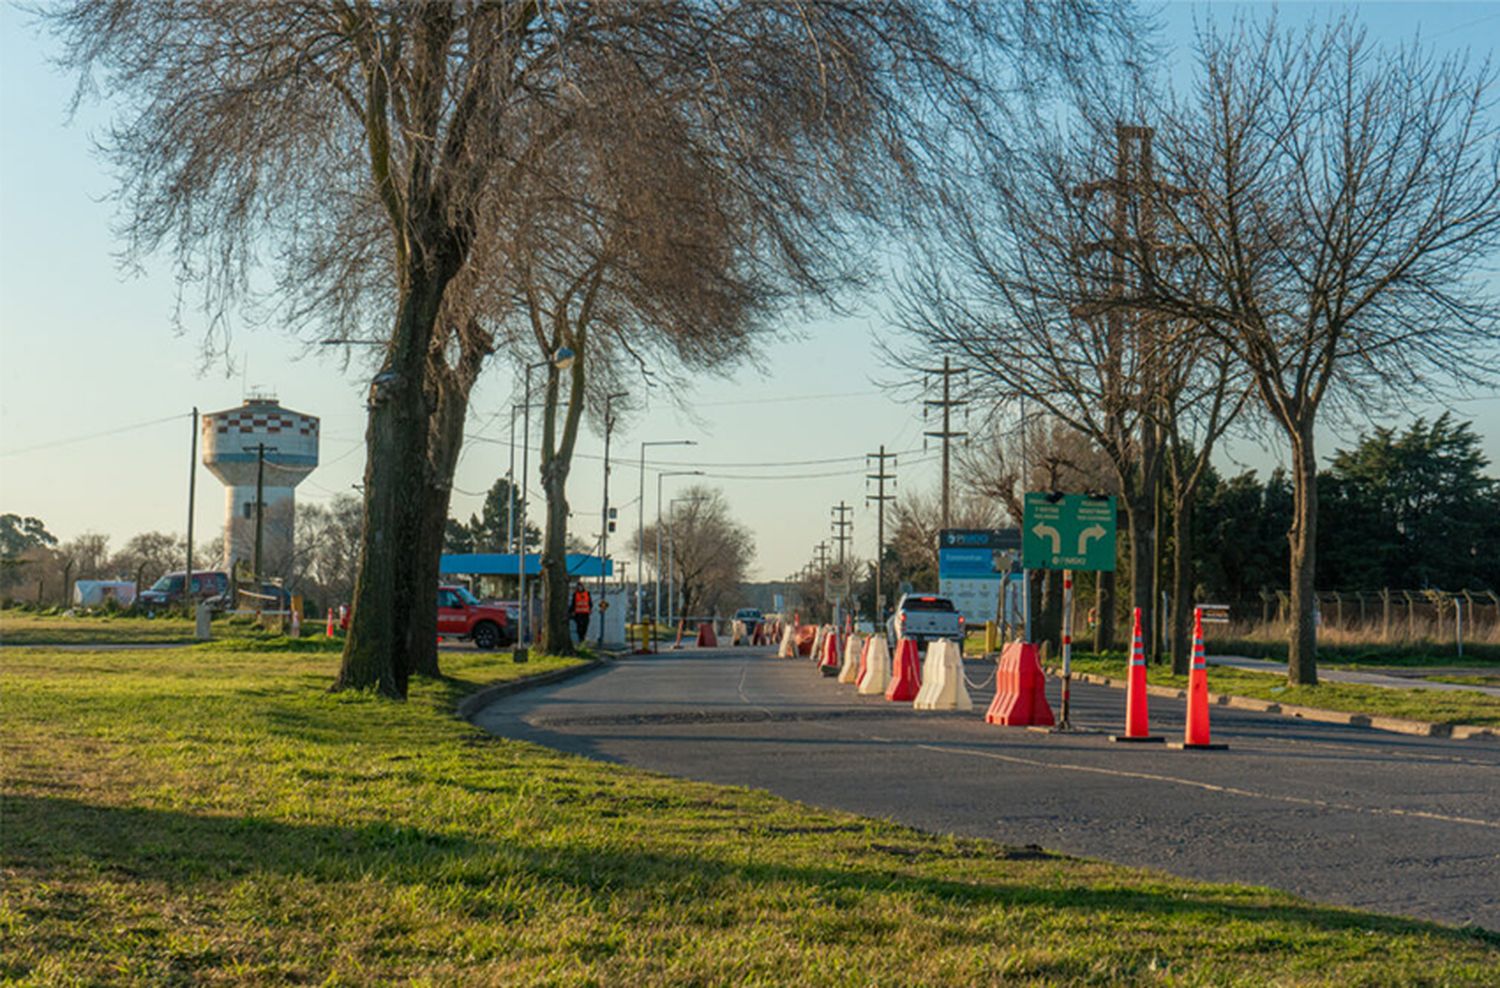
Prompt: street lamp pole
<box><xmin>597</xmin><ymin>391</ymin><xmax>628</xmax><ymax>647</ymax></box>
<box><xmin>637</xmin><ymin>439</ymin><xmax>696</xmax><ymax>627</ymax></box>
<box><xmin>656</xmin><ymin>470</ymin><xmax>703</xmax><ymax>624</ymax></box>
<box><xmin>513</xmin><ymin>347</ymin><xmax>576</xmax><ymax>663</ymax></box>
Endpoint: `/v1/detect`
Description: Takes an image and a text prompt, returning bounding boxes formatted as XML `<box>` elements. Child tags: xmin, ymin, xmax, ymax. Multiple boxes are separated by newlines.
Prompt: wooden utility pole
<box><xmin>923</xmin><ymin>356</ymin><xmax>967</xmax><ymax>529</ymax></box>
<box><xmin>865</xmin><ymin>446</ymin><xmax>896</xmax><ymax>620</ymax></box>
<box><xmin>251</xmin><ymin>442</ymin><xmax>276</xmax><ymax>589</ymax></box>
<box><xmin>1070</xmin><ymin>123</ymin><xmax>1173</xmax><ymax>659</ymax></box>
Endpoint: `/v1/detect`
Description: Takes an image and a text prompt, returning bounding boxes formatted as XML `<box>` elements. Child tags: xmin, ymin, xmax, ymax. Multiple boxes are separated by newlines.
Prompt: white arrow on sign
<box><xmin>1077</xmin><ymin>523</ymin><xmax>1107</xmax><ymax>553</ymax></box>
<box><xmin>1032</xmin><ymin>522</ymin><xmax>1061</xmax><ymax>554</ymax></box>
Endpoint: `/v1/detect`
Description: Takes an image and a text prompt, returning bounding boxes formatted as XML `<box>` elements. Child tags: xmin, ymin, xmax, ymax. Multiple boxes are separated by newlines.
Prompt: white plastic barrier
<box><xmin>731</xmin><ymin>619</ymin><xmax>747</xmax><ymax>645</ymax></box>
<box><xmin>913</xmin><ymin>639</ymin><xmax>972</xmax><ymax>711</ymax></box>
<box><xmin>838</xmin><ymin>632</ymin><xmax>865</xmax><ymax>684</ymax></box>
<box><xmin>809</xmin><ymin>625</ymin><xmax>827</xmax><ymax>663</ymax></box>
<box><xmin>778</xmin><ymin>623</ymin><xmax>798</xmax><ymax>658</ymax></box>
<box><xmin>857</xmin><ymin>634</ymin><xmax>891</xmax><ymax>695</ymax></box>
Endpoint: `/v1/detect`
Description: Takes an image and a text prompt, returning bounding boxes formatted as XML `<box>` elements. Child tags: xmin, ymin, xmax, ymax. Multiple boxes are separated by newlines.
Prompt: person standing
<box><xmin>571</xmin><ymin>581</ymin><xmax>592</xmax><ymax>643</ymax></box>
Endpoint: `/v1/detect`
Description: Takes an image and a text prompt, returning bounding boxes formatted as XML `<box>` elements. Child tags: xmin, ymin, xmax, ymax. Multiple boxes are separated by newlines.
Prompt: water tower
<box><xmin>201</xmin><ymin>396</ymin><xmax>319</xmax><ymax>577</ymax></box>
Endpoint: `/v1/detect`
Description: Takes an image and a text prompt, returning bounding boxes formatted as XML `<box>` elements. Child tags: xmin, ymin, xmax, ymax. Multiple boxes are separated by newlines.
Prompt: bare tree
<box><xmin>1136</xmin><ymin>18</ymin><xmax>1500</xmax><ymax>683</ymax></box>
<box><xmin>638</xmin><ymin>487</ymin><xmax>752</xmax><ymax>628</ymax></box>
<box><xmin>107</xmin><ymin>532</ymin><xmax>183</xmax><ymax>592</ymax></box>
<box><xmin>49</xmin><ymin>1</ymin><xmax>1138</xmax><ymax>695</ymax></box>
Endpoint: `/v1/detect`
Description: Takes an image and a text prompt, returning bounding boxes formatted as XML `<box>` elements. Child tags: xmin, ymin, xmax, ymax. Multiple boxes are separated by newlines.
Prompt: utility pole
<box><xmin>831</xmin><ymin>501</ymin><xmax>852</xmax><ymax>625</ymax></box>
<box><xmin>251</xmin><ymin>442</ymin><xmax>276</xmax><ymax>590</ymax></box>
<box><xmin>865</xmin><ymin>445</ymin><xmax>896</xmax><ymax>622</ymax></box>
<box><xmin>1072</xmin><ymin>123</ymin><xmax>1178</xmax><ymax>661</ymax></box>
<box><xmin>923</xmin><ymin>356</ymin><xmax>967</xmax><ymax>529</ymax></box>
<box><xmin>186</xmin><ymin>407</ymin><xmax>198</xmax><ymax>589</ymax></box>
<box><xmin>597</xmin><ymin>391</ymin><xmax>628</xmax><ymax>646</ymax></box>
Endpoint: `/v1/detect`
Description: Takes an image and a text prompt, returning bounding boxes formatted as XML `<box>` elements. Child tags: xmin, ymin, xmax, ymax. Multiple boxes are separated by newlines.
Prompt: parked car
<box><xmin>887</xmin><ymin>593</ymin><xmax>966</xmax><ymax>653</ymax></box>
<box><xmin>732</xmin><ymin>607</ymin><xmax>764</xmax><ymax>635</ymax></box>
<box><xmin>437</xmin><ymin>585</ymin><xmax>513</xmax><ymax>649</ymax></box>
<box><xmin>137</xmin><ymin>570</ymin><xmax>230</xmax><ymax>611</ymax></box>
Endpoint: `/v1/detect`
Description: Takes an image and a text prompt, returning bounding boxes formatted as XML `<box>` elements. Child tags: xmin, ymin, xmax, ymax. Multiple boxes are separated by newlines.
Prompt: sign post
<box><xmin>1022</xmin><ymin>493</ymin><xmax>1117</xmax><ymax>729</ymax></box>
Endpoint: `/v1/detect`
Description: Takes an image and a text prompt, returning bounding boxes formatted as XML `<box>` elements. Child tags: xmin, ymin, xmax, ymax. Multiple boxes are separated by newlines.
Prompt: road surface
<box><xmin>473</xmin><ymin>645</ymin><xmax>1500</xmax><ymax>930</ymax></box>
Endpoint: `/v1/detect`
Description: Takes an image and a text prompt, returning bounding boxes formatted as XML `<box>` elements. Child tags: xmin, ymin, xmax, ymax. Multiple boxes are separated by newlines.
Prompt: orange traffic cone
<box><xmin>1172</xmin><ymin>608</ymin><xmax>1229</xmax><ymax>750</ymax></box>
<box><xmin>819</xmin><ymin>629</ymin><xmax>841</xmax><ymax>677</ymax></box>
<box><xmin>1111</xmin><ymin>608</ymin><xmax>1163</xmax><ymax>743</ymax></box>
<box><xmin>325</xmin><ymin>608</ymin><xmax>335</xmax><ymax>638</ymax></box>
<box><xmin>885</xmin><ymin>638</ymin><xmax>921</xmax><ymax>701</ymax></box>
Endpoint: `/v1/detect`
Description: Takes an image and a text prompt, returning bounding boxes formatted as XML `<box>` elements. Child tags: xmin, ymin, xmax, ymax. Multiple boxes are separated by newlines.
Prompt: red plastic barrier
<box><xmin>819</xmin><ymin>629</ymin><xmax>841</xmax><ymax>677</ymax></box>
<box><xmin>985</xmin><ymin>641</ymin><xmax>1055</xmax><ymax>727</ymax></box>
<box><xmin>885</xmin><ymin>637</ymin><xmax>921</xmax><ymax>701</ymax></box>
<box><xmin>795</xmin><ymin>624</ymin><xmax>816</xmax><ymax>656</ymax></box>
<box><xmin>697</xmin><ymin>622</ymin><xmax>718</xmax><ymax>648</ymax></box>
<box><xmin>857</xmin><ymin>636</ymin><xmax>872</xmax><ymax>684</ymax></box>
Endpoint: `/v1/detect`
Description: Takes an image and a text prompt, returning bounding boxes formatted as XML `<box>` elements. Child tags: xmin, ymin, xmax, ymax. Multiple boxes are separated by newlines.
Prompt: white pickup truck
<box><xmin>887</xmin><ymin>593</ymin><xmax>967</xmax><ymax>653</ymax></box>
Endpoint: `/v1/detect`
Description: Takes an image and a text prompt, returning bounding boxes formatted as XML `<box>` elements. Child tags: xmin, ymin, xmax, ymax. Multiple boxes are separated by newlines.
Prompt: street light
<box><xmin>514</xmin><ymin>346</ymin><xmax>576</xmax><ymax>663</ymax></box>
<box><xmin>597</xmin><ymin>391</ymin><xmax>629</xmax><ymax>648</ymax></box>
<box><xmin>638</xmin><ymin>439</ymin><xmax>696</xmax><ymax>626</ymax></box>
<box><xmin>656</xmin><ymin>470</ymin><xmax>704</xmax><ymax>622</ymax></box>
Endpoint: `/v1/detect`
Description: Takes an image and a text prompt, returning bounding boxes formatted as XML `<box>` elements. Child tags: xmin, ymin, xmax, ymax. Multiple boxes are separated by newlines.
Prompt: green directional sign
<box><xmin>1022</xmin><ymin>493</ymin><xmax>1117</xmax><ymax>571</ymax></box>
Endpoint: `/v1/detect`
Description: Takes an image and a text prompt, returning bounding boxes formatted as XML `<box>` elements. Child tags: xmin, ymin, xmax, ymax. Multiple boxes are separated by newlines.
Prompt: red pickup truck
<box><xmin>437</xmin><ymin>585</ymin><xmax>512</xmax><ymax>649</ymax></box>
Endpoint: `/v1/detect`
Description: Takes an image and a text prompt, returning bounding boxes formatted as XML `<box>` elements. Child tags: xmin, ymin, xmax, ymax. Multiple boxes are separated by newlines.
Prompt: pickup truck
<box><xmin>437</xmin><ymin>585</ymin><xmax>513</xmax><ymax>649</ymax></box>
<box><xmin>887</xmin><ymin>593</ymin><xmax>966</xmax><ymax>653</ymax></box>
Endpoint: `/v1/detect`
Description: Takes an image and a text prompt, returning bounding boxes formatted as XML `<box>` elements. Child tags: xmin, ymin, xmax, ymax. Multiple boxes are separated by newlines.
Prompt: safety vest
<box><xmin>572</xmin><ymin>589</ymin><xmax>592</xmax><ymax>615</ymax></box>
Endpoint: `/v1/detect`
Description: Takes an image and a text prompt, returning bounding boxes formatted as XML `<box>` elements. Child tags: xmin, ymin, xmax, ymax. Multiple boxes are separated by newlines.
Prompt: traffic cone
<box><xmin>1111</xmin><ymin>608</ymin><xmax>1163</xmax><ymax>743</ymax></box>
<box><xmin>820</xmin><ymin>628</ymin><xmax>842</xmax><ymax>677</ymax></box>
<box><xmin>885</xmin><ymin>637</ymin><xmax>921</xmax><ymax>701</ymax></box>
<box><xmin>325</xmin><ymin>608</ymin><xmax>335</xmax><ymax>638</ymax></box>
<box><xmin>1172</xmin><ymin>608</ymin><xmax>1228</xmax><ymax>750</ymax></box>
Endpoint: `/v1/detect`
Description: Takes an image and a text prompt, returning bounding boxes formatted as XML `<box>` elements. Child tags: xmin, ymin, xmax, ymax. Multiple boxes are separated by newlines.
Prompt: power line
<box><xmin>0</xmin><ymin>412</ymin><xmax>189</xmax><ymax>457</ymax></box>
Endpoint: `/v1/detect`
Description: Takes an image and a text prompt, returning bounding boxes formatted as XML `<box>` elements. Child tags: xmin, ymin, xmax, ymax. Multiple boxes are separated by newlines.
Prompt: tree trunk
<box><xmin>335</xmin><ymin>270</ymin><xmax>450</xmax><ymax>698</ymax></box>
<box><xmin>539</xmin><ymin>458</ymin><xmax>574</xmax><ymax>654</ymax></box>
<box><xmin>1038</xmin><ymin>568</ymin><xmax>1063</xmax><ymax>655</ymax></box>
<box><xmin>1094</xmin><ymin>568</ymin><xmax>1116</xmax><ymax>652</ymax></box>
<box><xmin>1169</xmin><ymin>494</ymin><xmax>1193</xmax><ymax>675</ymax></box>
<box><xmin>1287</xmin><ymin>422</ymin><xmax>1319</xmax><ymax>685</ymax></box>
<box><xmin>404</xmin><ymin>359</ymin><xmax>475</xmax><ymax>678</ymax></box>
<box><xmin>538</xmin><ymin>337</ymin><xmax>587</xmax><ymax>656</ymax></box>
<box><xmin>1120</xmin><ymin>489</ymin><xmax>1155</xmax><ymax>656</ymax></box>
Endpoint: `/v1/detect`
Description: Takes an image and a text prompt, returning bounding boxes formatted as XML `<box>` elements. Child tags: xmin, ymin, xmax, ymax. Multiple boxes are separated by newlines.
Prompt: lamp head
<box><xmin>552</xmin><ymin>347</ymin><xmax>576</xmax><ymax>370</ymax></box>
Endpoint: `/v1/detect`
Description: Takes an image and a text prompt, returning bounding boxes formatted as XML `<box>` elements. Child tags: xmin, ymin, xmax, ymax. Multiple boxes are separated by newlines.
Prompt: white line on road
<box><xmin>908</xmin><ymin>741</ymin><xmax>1500</xmax><ymax>830</ymax></box>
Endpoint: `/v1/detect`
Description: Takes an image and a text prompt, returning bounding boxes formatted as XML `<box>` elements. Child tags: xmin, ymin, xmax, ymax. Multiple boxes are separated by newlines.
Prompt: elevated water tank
<box><xmin>201</xmin><ymin>397</ymin><xmax>319</xmax><ymax>576</ymax></box>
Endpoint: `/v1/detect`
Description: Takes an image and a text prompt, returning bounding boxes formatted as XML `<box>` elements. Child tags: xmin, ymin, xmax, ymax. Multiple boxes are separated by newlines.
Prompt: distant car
<box><xmin>888</xmin><ymin>593</ymin><xmax>966</xmax><ymax>653</ymax></box>
<box><xmin>733</xmin><ymin>607</ymin><xmax>764</xmax><ymax>635</ymax></box>
<box><xmin>437</xmin><ymin>585</ymin><xmax>513</xmax><ymax>649</ymax></box>
<box><xmin>137</xmin><ymin>570</ymin><xmax>230</xmax><ymax>611</ymax></box>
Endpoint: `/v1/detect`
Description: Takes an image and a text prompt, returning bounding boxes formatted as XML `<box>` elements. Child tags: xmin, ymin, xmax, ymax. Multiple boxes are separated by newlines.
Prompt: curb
<box><xmin>456</xmin><ymin>657</ymin><xmax>607</xmax><ymax>722</ymax></box>
<box><xmin>1049</xmin><ymin>668</ymin><xmax>1498</xmax><ymax>742</ymax></box>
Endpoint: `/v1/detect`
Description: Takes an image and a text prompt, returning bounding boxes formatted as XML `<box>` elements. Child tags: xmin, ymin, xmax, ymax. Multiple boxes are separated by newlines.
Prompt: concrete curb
<box><xmin>456</xmin><ymin>657</ymin><xmax>607</xmax><ymax>722</ymax></box>
<box><xmin>1050</xmin><ymin>668</ymin><xmax>1498</xmax><ymax>742</ymax></box>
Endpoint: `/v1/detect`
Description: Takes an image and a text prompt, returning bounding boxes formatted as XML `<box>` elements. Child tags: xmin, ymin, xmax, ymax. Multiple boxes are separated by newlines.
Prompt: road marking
<box><xmin>912</xmin><ymin>741</ymin><xmax>1500</xmax><ymax>830</ymax></box>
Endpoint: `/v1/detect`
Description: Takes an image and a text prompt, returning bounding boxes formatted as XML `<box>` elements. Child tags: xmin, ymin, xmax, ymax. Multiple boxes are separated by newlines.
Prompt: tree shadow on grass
<box><xmin>7</xmin><ymin>792</ymin><xmax>1495</xmax><ymax>951</ymax></box>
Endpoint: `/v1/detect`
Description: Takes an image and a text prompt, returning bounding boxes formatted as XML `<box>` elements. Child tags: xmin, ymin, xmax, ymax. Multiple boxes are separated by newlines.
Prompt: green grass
<box><xmin>1064</xmin><ymin>652</ymin><xmax>1500</xmax><ymax>727</ymax></box>
<box><xmin>1427</xmin><ymin>674</ymin><xmax>1500</xmax><ymax>689</ymax></box>
<box><xmin>1205</xmin><ymin>637</ymin><xmax>1500</xmax><ymax>668</ymax></box>
<box><xmin>0</xmin><ymin>609</ymin><xmax>309</xmax><ymax>646</ymax></box>
<box><xmin>4</xmin><ymin>644</ymin><xmax>1498</xmax><ymax>985</ymax></box>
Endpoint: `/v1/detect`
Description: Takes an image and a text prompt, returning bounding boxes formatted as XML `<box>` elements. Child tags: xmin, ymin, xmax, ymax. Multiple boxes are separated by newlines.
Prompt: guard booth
<box><xmin>439</xmin><ymin>552</ymin><xmax>626</xmax><ymax>647</ymax></box>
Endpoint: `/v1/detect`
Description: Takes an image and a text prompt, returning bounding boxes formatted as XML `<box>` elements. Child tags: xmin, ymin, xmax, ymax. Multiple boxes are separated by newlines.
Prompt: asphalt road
<box><xmin>473</xmin><ymin>645</ymin><xmax>1500</xmax><ymax>930</ymax></box>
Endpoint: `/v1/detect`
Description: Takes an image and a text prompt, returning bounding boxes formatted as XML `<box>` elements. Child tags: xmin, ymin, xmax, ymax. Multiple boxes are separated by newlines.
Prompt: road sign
<box><xmin>1022</xmin><ymin>493</ymin><xmax>1117</xmax><ymax>571</ymax></box>
<box><xmin>937</xmin><ymin>528</ymin><xmax>1021</xmax><ymax>623</ymax></box>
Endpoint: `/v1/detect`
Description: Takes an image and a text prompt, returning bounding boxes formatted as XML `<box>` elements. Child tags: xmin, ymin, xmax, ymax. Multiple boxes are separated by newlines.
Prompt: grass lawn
<box><xmin>1205</xmin><ymin>638</ymin><xmax>1500</xmax><ymax>669</ymax></box>
<box><xmin>4</xmin><ymin>642</ymin><xmax>1497</xmax><ymax>985</ymax></box>
<box><xmin>0</xmin><ymin>610</ymin><xmax>200</xmax><ymax>645</ymax></box>
<box><xmin>1062</xmin><ymin>653</ymin><xmax>1500</xmax><ymax>727</ymax></box>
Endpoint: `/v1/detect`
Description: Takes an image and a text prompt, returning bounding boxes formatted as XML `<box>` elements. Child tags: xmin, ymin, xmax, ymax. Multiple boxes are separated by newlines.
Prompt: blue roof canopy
<box><xmin>439</xmin><ymin>553</ymin><xmax>613</xmax><ymax>578</ymax></box>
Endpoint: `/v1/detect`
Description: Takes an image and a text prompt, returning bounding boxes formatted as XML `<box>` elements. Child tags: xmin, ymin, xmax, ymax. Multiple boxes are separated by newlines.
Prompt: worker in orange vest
<box><xmin>571</xmin><ymin>581</ymin><xmax>592</xmax><ymax>643</ymax></box>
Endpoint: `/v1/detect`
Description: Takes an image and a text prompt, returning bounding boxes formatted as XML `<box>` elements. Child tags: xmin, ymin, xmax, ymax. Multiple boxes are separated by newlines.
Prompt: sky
<box><xmin>2</xmin><ymin>2</ymin><xmax>1498</xmax><ymax>583</ymax></box>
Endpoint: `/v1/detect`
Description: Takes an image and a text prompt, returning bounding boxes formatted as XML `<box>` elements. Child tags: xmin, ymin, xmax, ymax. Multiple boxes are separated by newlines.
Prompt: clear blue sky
<box><xmin>2</xmin><ymin>2</ymin><xmax>1497</xmax><ymax>582</ymax></box>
